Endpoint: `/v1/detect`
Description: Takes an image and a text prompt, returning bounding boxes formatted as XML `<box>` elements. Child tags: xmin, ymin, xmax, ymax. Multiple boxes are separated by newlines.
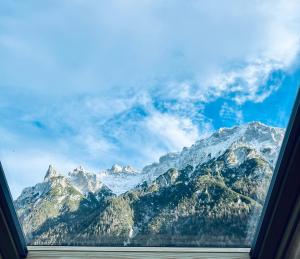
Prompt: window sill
<box><xmin>27</xmin><ymin>246</ymin><xmax>250</xmax><ymax>259</ymax></box>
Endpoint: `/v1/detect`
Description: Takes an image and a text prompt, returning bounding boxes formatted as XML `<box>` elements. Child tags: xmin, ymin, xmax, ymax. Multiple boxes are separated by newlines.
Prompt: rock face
<box><xmin>14</xmin><ymin>122</ymin><xmax>285</xmax><ymax>247</ymax></box>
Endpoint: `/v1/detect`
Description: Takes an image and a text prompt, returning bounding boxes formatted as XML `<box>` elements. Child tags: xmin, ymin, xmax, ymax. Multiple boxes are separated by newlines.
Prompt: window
<box><xmin>0</xmin><ymin>1</ymin><xmax>300</xmax><ymax>258</ymax></box>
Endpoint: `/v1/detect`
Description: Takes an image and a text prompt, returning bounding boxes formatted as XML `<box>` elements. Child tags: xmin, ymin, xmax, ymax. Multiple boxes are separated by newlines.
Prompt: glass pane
<box><xmin>1</xmin><ymin>1</ymin><xmax>300</xmax><ymax>247</ymax></box>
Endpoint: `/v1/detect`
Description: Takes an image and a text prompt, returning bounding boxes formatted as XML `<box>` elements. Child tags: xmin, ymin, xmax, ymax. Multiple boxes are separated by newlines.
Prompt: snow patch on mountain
<box><xmin>98</xmin><ymin>164</ymin><xmax>143</xmax><ymax>195</ymax></box>
<box><xmin>68</xmin><ymin>166</ymin><xmax>104</xmax><ymax>194</ymax></box>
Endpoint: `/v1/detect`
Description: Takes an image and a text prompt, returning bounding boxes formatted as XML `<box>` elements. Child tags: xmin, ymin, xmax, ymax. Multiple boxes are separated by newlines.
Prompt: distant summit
<box><xmin>44</xmin><ymin>165</ymin><xmax>58</xmax><ymax>181</ymax></box>
<box><xmin>109</xmin><ymin>164</ymin><xmax>138</xmax><ymax>174</ymax></box>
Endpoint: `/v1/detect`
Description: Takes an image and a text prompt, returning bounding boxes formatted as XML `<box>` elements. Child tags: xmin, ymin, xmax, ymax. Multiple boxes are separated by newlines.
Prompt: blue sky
<box><xmin>0</xmin><ymin>0</ymin><xmax>300</xmax><ymax>197</ymax></box>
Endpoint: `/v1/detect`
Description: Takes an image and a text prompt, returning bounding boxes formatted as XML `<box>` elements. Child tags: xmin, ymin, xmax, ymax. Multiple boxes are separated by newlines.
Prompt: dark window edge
<box><xmin>251</xmin><ymin>86</ymin><xmax>300</xmax><ymax>259</ymax></box>
<box><xmin>0</xmin><ymin>162</ymin><xmax>28</xmax><ymax>259</ymax></box>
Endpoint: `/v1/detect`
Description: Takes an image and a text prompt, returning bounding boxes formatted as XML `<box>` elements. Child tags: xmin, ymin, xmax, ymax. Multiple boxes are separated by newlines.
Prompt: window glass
<box><xmin>1</xmin><ymin>1</ymin><xmax>300</xmax><ymax>247</ymax></box>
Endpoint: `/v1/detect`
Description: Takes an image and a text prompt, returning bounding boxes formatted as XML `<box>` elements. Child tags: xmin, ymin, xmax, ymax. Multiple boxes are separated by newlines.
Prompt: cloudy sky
<box><xmin>1</xmin><ymin>0</ymin><xmax>300</xmax><ymax>197</ymax></box>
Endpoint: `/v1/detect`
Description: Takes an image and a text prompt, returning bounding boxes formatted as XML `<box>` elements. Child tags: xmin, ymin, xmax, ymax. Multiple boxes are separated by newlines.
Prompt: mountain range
<box><xmin>14</xmin><ymin>121</ymin><xmax>284</xmax><ymax>247</ymax></box>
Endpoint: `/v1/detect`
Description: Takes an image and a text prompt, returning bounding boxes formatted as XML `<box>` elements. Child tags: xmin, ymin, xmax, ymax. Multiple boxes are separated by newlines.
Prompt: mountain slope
<box><xmin>15</xmin><ymin>121</ymin><xmax>284</xmax><ymax>246</ymax></box>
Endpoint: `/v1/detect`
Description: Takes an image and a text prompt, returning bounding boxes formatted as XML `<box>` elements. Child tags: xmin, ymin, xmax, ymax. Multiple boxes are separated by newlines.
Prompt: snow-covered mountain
<box><xmin>141</xmin><ymin>121</ymin><xmax>283</xmax><ymax>182</ymax></box>
<box><xmin>14</xmin><ymin>121</ymin><xmax>285</xmax><ymax>247</ymax></box>
<box><xmin>18</xmin><ymin>121</ymin><xmax>284</xmax><ymax>198</ymax></box>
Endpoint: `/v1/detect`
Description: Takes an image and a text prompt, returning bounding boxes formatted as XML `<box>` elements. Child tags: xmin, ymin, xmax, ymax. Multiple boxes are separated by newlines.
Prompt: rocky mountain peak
<box><xmin>110</xmin><ymin>164</ymin><xmax>123</xmax><ymax>173</ymax></box>
<box><xmin>72</xmin><ymin>165</ymin><xmax>86</xmax><ymax>174</ymax></box>
<box><xmin>123</xmin><ymin>165</ymin><xmax>137</xmax><ymax>174</ymax></box>
<box><xmin>109</xmin><ymin>164</ymin><xmax>138</xmax><ymax>174</ymax></box>
<box><xmin>44</xmin><ymin>165</ymin><xmax>58</xmax><ymax>181</ymax></box>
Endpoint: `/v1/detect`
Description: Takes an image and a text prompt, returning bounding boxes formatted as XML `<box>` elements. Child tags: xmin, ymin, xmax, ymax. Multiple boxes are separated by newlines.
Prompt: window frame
<box><xmin>250</xmin><ymin>87</ymin><xmax>300</xmax><ymax>259</ymax></box>
<box><xmin>26</xmin><ymin>246</ymin><xmax>251</xmax><ymax>259</ymax></box>
<box><xmin>0</xmin><ymin>162</ymin><xmax>27</xmax><ymax>258</ymax></box>
<box><xmin>0</xmin><ymin>87</ymin><xmax>299</xmax><ymax>259</ymax></box>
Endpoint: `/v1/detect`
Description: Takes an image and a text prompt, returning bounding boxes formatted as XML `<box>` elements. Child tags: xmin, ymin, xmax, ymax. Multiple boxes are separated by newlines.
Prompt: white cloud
<box><xmin>198</xmin><ymin>0</ymin><xmax>300</xmax><ymax>103</ymax></box>
<box><xmin>1</xmin><ymin>0</ymin><xmax>299</xmax><ymax>100</ymax></box>
<box><xmin>74</xmin><ymin>128</ymin><xmax>114</xmax><ymax>159</ymax></box>
<box><xmin>145</xmin><ymin>112</ymin><xmax>200</xmax><ymax>151</ymax></box>
<box><xmin>201</xmin><ymin>59</ymin><xmax>283</xmax><ymax>104</ymax></box>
